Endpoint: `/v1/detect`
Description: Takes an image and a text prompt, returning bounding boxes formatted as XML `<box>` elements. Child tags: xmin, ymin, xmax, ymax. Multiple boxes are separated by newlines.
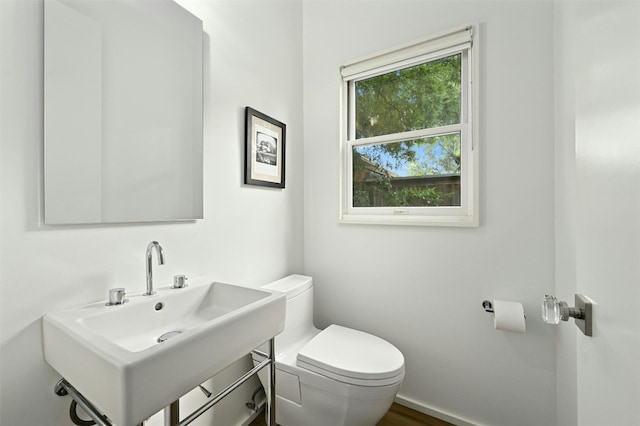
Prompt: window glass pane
<box><xmin>352</xmin><ymin>133</ymin><xmax>461</xmax><ymax>207</ymax></box>
<box><xmin>355</xmin><ymin>54</ymin><xmax>461</xmax><ymax>139</ymax></box>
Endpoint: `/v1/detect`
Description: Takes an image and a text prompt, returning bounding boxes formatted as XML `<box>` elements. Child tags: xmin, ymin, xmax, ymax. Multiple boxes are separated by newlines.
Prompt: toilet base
<box><xmin>264</xmin><ymin>374</ymin><xmax>400</xmax><ymax>426</ymax></box>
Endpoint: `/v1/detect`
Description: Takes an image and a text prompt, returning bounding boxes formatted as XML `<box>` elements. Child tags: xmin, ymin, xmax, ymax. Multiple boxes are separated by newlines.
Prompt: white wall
<box><xmin>302</xmin><ymin>2</ymin><xmax>556</xmax><ymax>425</ymax></box>
<box><xmin>553</xmin><ymin>2</ymin><xmax>578</xmax><ymax>425</ymax></box>
<box><xmin>0</xmin><ymin>0</ymin><xmax>303</xmax><ymax>425</ymax></box>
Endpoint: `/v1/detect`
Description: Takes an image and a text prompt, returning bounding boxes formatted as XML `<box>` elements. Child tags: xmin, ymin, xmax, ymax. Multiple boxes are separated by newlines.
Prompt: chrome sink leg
<box><xmin>53</xmin><ymin>379</ymin><xmax>112</xmax><ymax>426</ymax></box>
<box><xmin>267</xmin><ymin>337</ymin><xmax>276</xmax><ymax>426</ymax></box>
<box><xmin>165</xmin><ymin>400</ymin><xmax>179</xmax><ymax>426</ymax></box>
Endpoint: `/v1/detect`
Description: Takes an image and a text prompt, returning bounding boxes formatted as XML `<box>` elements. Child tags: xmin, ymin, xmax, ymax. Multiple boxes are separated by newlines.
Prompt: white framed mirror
<box><xmin>44</xmin><ymin>0</ymin><xmax>203</xmax><ymax>224</ymax></box>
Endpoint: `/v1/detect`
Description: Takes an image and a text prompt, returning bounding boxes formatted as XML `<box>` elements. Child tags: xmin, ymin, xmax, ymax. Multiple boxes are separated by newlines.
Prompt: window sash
<box><xmin>347</xmin><ymin>48</ymin><xmax>469</xmax><ymax>143</ymax></box>
<box><xmin>348</xmin><ymin>123</ymin><xmax>464</xmax><ymax>149</ymax></box>
<box><xmin>346</xmin><ymin>125</ymin><xmax>469</xmax><ymax>216</ymax></box>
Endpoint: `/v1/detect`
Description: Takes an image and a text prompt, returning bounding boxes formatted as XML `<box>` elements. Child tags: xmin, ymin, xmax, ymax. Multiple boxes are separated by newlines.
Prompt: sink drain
<box><xmin>157</xmin><ymin>330</ymin><xmax>183</xmax><ymax>343</ymax></box>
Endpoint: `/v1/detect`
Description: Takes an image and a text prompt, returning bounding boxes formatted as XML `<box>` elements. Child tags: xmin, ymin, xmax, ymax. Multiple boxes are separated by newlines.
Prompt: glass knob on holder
<box><xmin>541</xmin><ymin>294</ymin><xmax>593</xmax><ymax>336</ymax></box>
<box><xmin>542</xmin><ymin>294</ymin><xmax>567</xmax><ymax>324</ymax></box>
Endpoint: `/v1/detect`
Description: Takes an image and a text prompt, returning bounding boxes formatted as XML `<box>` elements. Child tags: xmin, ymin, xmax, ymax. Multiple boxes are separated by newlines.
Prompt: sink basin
<box><xmin>43</xmin><ymin>278</ymin><xmax>285</xmax><ymax>426</ymax></box>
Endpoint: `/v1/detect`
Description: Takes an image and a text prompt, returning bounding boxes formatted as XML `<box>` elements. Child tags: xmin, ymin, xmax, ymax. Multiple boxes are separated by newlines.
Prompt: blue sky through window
<box><xmin>354</xmin><ymin>135</ymin><xmax>458</xmax><ymax>177</ymax></box>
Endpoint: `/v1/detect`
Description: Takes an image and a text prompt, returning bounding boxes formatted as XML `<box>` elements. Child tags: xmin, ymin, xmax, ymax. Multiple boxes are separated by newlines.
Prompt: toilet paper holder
<box><xmin>482</xmin><ymin>300</ymin><xmax>527</xmax><ymax>318</ymax></box>
<box><xmin>481</xmin><ymin>300</ymin><xmax>495</xmax><ymax>313</ymax></box>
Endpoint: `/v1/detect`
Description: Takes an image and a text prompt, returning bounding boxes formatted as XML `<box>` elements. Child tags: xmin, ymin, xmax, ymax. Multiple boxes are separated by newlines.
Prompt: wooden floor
<box><xmin>249</xmin><ymin>402</ymin><xmax>453</xmax><ymax>426</ymax></box>
<box><xmin>377</xmin><ymin>403</ymin><xmax>453</xmax><ymax>426</ymax></box>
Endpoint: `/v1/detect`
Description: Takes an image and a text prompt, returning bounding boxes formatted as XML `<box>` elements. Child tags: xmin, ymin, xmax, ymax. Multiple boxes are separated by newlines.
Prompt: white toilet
<box><xmin>252</xmin><ymin>275</ymin><xmax>405</xmax><ymax>426</ymax></box>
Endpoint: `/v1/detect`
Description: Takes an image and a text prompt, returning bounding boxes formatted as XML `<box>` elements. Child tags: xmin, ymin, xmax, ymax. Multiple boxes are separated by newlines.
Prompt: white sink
<box><xmin>43</xmin><ymin>278</ymin><xmax>285</xmax><ymax>426</ymax></box>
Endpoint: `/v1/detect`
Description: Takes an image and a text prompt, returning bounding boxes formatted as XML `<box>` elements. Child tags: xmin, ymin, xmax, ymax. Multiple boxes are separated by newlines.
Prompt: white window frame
<box><xmin>339</xmin><ymin>25</ymin><xmax>479</xmax><ymax>227</ymax></box>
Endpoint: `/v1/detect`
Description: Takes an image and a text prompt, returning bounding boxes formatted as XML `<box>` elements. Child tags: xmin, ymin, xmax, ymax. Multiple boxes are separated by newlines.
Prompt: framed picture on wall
<box><xmin>244</xmin><ymin>107</ymin><xmax>286</xmax><ymax>188</ymax></box>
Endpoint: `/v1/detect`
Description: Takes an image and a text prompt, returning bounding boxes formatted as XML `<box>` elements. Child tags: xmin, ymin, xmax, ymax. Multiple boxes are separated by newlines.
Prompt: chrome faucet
<box><xmin>144</xmin><ymin>241</ymin><xmax>165</xmax><ymax>296</ymax></box>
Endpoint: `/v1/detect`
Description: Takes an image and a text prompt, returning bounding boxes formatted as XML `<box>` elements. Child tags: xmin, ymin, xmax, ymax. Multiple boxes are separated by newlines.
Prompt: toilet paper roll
<box><xmin>493</xmin><ymin>300</ymin><xmax>526</xmax><ymax>333</ymax></box>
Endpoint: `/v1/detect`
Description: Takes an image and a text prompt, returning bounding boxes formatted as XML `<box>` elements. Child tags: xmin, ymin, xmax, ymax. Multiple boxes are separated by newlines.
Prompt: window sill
<box><xmin>338</xmin><ymin>213</ymin><xmax>478</xmax><ymax>227</ymax></box>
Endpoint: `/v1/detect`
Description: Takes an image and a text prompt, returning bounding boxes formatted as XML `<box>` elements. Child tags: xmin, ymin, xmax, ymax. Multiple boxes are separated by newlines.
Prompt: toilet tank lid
<box><xmin>297</xmin><ymin>324</ymin><xmax>405</xmax><ymax>382</ymax></box>
<box><xmin>262</xmin><ymin>274</ymin><xmax>312</xmax><ymax>299</ymax></box>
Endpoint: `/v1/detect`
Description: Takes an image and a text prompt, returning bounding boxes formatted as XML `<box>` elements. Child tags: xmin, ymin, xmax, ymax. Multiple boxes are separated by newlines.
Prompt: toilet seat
<box><xmin>296</xmin><ymin>325</ymin><xmax>405</xmax><ymax>387</ymax></box>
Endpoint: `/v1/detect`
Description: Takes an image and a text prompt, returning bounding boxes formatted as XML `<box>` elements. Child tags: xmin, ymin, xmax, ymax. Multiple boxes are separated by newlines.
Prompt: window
<box><xmin>340</xmin><ymin>25</ymin><xmax>478</xmax><ymax>226</ymax></box>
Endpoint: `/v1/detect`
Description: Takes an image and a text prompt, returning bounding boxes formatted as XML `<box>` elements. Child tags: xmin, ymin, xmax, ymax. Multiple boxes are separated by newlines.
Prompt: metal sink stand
<box><xmin>54</xmin><ymin>338</ymin><xmax>277</xmax><ymax>426</ymax></box>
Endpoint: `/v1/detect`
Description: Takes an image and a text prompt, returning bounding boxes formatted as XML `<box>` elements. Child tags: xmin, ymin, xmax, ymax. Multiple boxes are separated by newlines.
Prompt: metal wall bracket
<box><xmin>54</xmin><ymin>379</ymin><xmax>113</xmax><ymax>426</ymax></box>
<box><xmin>574</xmin><ymin>294</ymin><xmax>593</xmax><ymax>336</ymax></box>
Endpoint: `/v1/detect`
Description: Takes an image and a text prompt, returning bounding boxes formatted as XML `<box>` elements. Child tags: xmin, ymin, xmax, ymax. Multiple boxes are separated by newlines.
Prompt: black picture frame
<box><xmin>244</xmin><ymin>107</ymin><xmax>286</xmax><ymax>188</ymax></box>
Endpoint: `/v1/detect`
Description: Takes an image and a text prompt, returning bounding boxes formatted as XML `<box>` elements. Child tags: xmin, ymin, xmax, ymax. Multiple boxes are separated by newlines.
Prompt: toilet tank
<box><xmin>262</xmin><ymin>275</ymin><xmax>315</xmax><ymax>352</ymax></box>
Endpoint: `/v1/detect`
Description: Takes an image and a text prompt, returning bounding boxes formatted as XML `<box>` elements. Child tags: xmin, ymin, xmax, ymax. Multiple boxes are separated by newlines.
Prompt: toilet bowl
<box><xmin>252</xmin><ymin>275</ymin><xmax>405</xmax><ymax>426</ymax></box>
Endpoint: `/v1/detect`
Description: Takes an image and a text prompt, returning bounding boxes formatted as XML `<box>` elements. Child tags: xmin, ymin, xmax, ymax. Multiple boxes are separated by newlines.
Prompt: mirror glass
<box><xmin>44</xmin><ymin>0</ymin><xmax>203</xmax><ymax>224</ymax></box>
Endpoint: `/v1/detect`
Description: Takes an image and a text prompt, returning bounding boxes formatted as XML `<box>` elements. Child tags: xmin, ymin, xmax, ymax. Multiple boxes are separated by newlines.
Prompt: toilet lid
<box><xmin>296</xmin><ymin>325</ymin><xmax>404</xmax><ymax>385</ymax></box>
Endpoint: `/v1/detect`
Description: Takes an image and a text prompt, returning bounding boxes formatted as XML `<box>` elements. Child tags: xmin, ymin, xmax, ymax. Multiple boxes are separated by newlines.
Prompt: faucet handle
<box><xmin>107</xmin><ymin>288</ymin><xmax>127</xmax><ymax>306</ymax></box>
<box><xmin>172</xmin><ymin>275</ymin><xmax>188</xmax><ymax>289</ymax></box>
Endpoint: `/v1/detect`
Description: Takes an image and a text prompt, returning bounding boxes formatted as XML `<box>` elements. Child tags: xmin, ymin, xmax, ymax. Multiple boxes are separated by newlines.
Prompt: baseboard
<box><xmin>394</xmin><ymin>394</ymin><xmax>481</xmax><ymax>426</ymax></box>
<box><xmin>240</xmin><ymin>392</ymin><xmax>480</xmax><ymax>426</ymax></box>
